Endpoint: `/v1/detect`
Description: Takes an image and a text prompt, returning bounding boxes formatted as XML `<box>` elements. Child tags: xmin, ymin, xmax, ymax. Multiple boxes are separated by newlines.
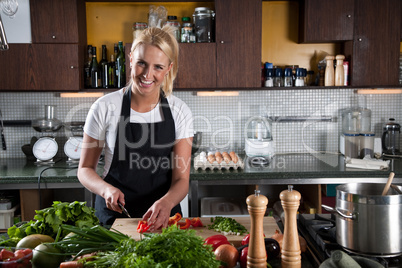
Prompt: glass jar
<box><xmin>181</xmin><ymin>17</ymin><xmax>195</xmax><ymax>43</ymax></box>
<box><xmin>166</xmin><ymin>16</ymin><xmax>180</xmax><ymax>41</ymax></box>
<box><xmin>193</xmin><ymin>7</ymin><xmax>215</xmax><ymax>42</ymax></box>
<box><xmin>284</xmin><ymin>68</ymin><xmax>293</xmax><ymax>87</ymax></box>
<box><xmin>360</xmin><ymin>132</ymin><xmax>375</xmax><ymax>158</ymax></box>
<box><xmin>132</xmin><ymin>22</ymin><xmax>147</xmax><ymax>41</ymax></box>
<box><xmin>344</xmin><ymin>133</ymin><xmax>359</xmax><ymax>158</ymax></box>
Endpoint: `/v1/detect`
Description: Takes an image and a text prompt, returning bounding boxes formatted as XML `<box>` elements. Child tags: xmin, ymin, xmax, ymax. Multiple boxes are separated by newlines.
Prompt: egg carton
<box><xmin>194</xmin><ymin>151</ymin><xmax>244</xmax><ymax>170</ymax></box>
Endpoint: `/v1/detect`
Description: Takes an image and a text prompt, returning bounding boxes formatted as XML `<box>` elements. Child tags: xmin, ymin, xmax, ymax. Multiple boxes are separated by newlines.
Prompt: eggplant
<box><xmin>236</xmin><ymin>238</ymin><xmax>280</xmax><ymax>261</ymax></box>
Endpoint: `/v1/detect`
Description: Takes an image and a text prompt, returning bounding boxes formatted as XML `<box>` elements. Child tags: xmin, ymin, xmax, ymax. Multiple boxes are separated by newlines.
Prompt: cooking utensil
<box><xmin>0</xmin><ymin>109</ymin><xmax>6</xmax><ymax>150</ymax></box>
<box><xmin>391</xmin><ymin>184</ymin><xmax>402</xmax><ymax>194</ymax></box>
<box><xmin>323</xmin><ymin>183</ymin><xmax>402</xmax><ymax>255</ymax></box>
<box><xmin>382</xmin><ymin>118</ymin><xmax>401</xmax><ymax>156</ymax></box>
<box><xmin>118</xmin><ymin>201</ymin><xmax>131</xmax><ymax>218</ymax></box>
<box><xmin>382</xmin><ymin>172</ymin><xmax>395</xmax><ymax>195</ymax></box>
<box><xmin>31</xmin><ymin>105</ymin><xmax>62</xmax><ymax>132</ymax></box>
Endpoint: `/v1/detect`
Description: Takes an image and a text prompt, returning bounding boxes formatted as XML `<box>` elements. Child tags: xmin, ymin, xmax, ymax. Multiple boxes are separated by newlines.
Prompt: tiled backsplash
<box><xmin>0</xmin><ymin>89</ymin><xmax>401</xmax><ymax>159</ymax></box>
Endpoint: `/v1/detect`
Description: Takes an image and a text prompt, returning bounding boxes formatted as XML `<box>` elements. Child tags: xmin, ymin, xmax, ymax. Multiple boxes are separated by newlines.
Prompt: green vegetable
<box><xmin>208</xmin><ymin>216</ymin><xmax>248</xmax><ymax>235</ymax></box>
<box><xmin>86</xmin><ymin>225</ymin><xmax>221</xmax><ymax>268</ymax></box>
<box><xmin>7</xmin><ymin>201</ymin><xmax>99</xmax><ymax>240</ymax></box>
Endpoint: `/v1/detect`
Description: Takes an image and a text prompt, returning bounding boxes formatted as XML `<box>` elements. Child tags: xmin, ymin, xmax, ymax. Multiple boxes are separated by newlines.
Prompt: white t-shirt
<box><xmin>84</xmin><ymin>88</ymin><xmax>194</xmax><ymax>177</ymax></box>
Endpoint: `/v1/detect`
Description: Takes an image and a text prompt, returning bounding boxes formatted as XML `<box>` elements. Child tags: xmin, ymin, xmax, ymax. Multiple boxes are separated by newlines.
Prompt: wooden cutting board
<box><xmin>111</xmin><ymin>217</ymin><xmax>280</xmax><ymax>247</ymax></box>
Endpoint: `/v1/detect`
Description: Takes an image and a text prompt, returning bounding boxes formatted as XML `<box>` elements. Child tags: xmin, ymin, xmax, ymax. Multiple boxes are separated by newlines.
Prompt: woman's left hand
<box><xmin>142</xmin><ymin>199</ymin><xmax>173</xmax><ymax>231</ymax></box>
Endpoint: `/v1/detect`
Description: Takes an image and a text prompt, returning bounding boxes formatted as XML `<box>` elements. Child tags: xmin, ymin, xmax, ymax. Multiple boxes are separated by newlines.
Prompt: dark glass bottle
<box><xmin>84</xmin><ymin>45</ymin><xmax>93</xmax><ymax>88</ymax></box>
<box><xmin>90</xmin><ymin>47</ymin><xmax>100</xmax><ymax>88</ymax></box>
<box><xmin>116</xmin><ymin>41</ymin><xmax>126</xmax><ymax>88</ymax></box>
<box><xmin>99</xmin><ymin>45</ymin><xmax>109</xmax><ymax>88</ymax></box>
<box><xmin>108</xmin><ymin>54</ymin><xmax>117</xmax><ymax>88</ymax></box>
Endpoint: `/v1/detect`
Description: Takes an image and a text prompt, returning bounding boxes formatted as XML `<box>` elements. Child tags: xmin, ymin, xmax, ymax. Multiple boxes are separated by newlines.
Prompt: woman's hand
<box><xmin>142</xmin><ymin>198</ymin><xmax>173</xmax><ymax>231</ymax></box>
<box><xmin>103</xmin><ymin>185</ymin><xmax>125</xmax><ymax>214</ymax></box>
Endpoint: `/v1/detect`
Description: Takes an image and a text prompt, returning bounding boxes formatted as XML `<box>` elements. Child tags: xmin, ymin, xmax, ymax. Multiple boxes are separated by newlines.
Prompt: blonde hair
<box><xmin>128</xmin><ymin>25</ymin><xmax>179</xmax><ymax>97</ymax></box>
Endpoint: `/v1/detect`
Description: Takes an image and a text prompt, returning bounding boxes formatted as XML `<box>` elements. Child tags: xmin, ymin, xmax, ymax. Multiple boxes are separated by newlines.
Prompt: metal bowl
<box><xmin>192</xmin><ymin>131</ymin><xmax>202</xmax><ymax>155</ymax></box>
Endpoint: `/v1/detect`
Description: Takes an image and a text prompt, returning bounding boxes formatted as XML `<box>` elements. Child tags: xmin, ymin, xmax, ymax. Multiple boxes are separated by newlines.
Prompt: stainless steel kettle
<box><xmin>382</xmin><ymin>118</ymin><xmax>401</xmax><ymax>155</ymax></box>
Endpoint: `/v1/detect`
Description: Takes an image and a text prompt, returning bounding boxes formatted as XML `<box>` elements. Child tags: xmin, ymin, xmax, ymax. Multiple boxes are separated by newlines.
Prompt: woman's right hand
<box><xmin>103</xmin><ymin>185</ymin><xmax>125</xmax><ymax>213</ymax></box>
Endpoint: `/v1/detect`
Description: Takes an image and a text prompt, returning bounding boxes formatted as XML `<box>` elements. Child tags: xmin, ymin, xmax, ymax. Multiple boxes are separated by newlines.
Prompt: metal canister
<box><xmin>193</xmin><ymin>7</ymin><xmax>215</xmax><ymax>43</ymax></box>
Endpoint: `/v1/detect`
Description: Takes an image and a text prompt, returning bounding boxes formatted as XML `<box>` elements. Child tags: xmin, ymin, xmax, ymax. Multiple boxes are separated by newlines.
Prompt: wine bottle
<box><xmin>90</xmin><ymin>47</ymin><xmax>100</xmax><ymax>88</ymax></box>
<box><xmin>116</xmin><ymin>41</ymin><xmax>126</xmax><ymax>88</ymax></box>
<box><xmin>108</xmin><ymin>54</ymin><xmax>117</xmax><ymax>88</ymax></box>
<box><xmin>84</xmin><ymin>45</ymin><xmax>93</xmax><ymax>88</ymax></box>
<box><xmin>99</xmin><ymin>45</ymin><xmax>109</xmax><ymax>88</ymax></box>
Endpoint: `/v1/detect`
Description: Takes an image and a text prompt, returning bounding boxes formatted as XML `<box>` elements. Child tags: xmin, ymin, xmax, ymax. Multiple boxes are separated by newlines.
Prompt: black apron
<box><xmin>95</xmin><ymin>89</ymin><xmax>181</xmax><ymax>225</ymax></box>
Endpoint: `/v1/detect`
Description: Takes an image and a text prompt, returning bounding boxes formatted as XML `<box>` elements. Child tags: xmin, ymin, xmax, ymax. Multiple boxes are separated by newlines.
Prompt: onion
<box><xmin>214</xmin><ymin>244</ymin><xmax>239</xmax><ymax>268</ymax></box>
<box><xmin>271</xmin><ymin>229</ymin><xmax>307</xmax><ymax>253</ymax></box>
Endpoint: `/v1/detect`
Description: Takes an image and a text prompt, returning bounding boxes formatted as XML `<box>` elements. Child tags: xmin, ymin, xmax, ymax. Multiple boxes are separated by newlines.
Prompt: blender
<box><xmin>244</xmin><ymin>114</ymin><xmax>275</xmax><ymax>166</ymax></box>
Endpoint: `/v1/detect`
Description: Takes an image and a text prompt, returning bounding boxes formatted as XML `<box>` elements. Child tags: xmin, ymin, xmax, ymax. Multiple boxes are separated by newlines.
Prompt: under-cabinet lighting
<box><xmin>59</xmin><ymin>92</ymin><xmax>104</xmax><ymax>98</ymax></box>
<box><xmin>356</xmin><ymin>89</ymin><xmax>402</xmax><ymax>94</ymax></box>
<box><xmin>196</xmin><ymin>91</ymin><xmax>239</xmax><ymax>97</ymax></box>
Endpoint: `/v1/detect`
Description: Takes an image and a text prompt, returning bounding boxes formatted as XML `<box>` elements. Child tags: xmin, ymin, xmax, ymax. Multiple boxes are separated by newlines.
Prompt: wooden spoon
<box><xmin>382</xmin><ymin>172</ymin><xmax>395</xmax><ymax>196</ymax></box>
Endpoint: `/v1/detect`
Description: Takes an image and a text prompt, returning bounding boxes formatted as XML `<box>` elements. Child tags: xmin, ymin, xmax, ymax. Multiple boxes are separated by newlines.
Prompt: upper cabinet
<box><xmin>345</xmin><ymin>0</ymin><xmax>401</xmax><ymax>86</ymax></box>
<box><xmin>175</xmin><ymin>0</ymin><xmax>262</xmax><ymax>89</ymax></box>
<box><xmin>0</xmin><ymin>0</ymin><xmax>86</xmax><ymax>91</ymax></box>
<box><xmin>299</xmin><ymin>0</ymin><xmax>354</xmax><ymax>43</ymax></box>
<box><xmin>30</xmin><ymin>0</ymin><xmax>86</xmax><ymax>44</ymax></box>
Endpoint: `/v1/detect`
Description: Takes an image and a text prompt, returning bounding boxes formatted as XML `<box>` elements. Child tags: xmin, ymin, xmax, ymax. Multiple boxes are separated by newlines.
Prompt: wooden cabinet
<box><xmin>30</xmin><ymin>0</ymin><xmax>86</xmax><ymax>44</ymax></box>
<box><xmin>299</xmin><ymin>0</ymin><xmax>354</xmax><ymax>43</ymax></box>
<box><xmin>0</xmin><ymin>44</ymin><xmax>80</xmax><ymax>91</ymax></box>
<box><xmin>344</xmin><ymin>0</ymin><xmax>401</xmax><ymax>87</ymax></box>
<box><xmin>175</xmin><ymin>0</ymin><xmax>262</xmax><ymax>89</ymax></box>
<box><xmin>0</xmin><ymin>0</ymin><xmax>86</xmax><ymax>91</ymax></box>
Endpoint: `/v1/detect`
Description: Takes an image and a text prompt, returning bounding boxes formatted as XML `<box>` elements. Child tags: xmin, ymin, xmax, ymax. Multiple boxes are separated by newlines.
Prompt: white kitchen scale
<box><xmin>32</xmin><ymin>136</ymin><xmax>58</xmax><ymax>165</ymax></box>
<box><xmin>64</xmin><ymin>136</ymin><xmax>83</xmax><ymax>164</ymax></box>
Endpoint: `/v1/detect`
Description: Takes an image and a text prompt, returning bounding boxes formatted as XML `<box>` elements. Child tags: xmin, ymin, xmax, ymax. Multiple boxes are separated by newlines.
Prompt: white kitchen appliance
<box><xmin>245</xmin><ymin>115</ymin><xmax>275</xmax><ymax>162</ymax></box>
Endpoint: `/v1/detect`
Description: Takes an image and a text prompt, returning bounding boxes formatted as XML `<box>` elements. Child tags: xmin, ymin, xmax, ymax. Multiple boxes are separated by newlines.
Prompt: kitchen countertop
<box><xmin>1</xmin><ymin>154</ymin><xmax>401</xmax><ymax>186</ymax></box>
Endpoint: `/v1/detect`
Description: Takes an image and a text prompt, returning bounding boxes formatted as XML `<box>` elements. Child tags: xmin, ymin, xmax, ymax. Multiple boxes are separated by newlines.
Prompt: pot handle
<box><xmin>321</xmin><ymin>204</ymin><xmax>355</xmax><ymax>220</ymax></box>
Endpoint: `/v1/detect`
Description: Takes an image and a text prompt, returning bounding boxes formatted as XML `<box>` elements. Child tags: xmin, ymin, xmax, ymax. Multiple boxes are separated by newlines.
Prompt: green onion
<box><xmin>207</xmin><ymin>216</ymin><xmax>248</xmax><ymax>235</ymax></box>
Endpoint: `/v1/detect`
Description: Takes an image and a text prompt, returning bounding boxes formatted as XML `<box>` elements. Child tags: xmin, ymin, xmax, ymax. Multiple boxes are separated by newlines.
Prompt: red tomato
<box><xmin>204</xmin><ymin>234</ymin><xmax>231</xmax><ymax>251</ymax></box>
<box><xmin>0</xmin><ymin>248</ymin><xmax>14</xmax><ymax>260</ymax></box>
<box><xmin>13</xmin><ymin>250</ymin><xmax>25</xmax><ymax>259</ymax></box>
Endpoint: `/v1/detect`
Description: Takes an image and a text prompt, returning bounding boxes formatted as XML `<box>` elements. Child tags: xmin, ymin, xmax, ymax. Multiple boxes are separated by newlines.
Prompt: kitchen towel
<box><xmin>345</xmin><ymin>156</ymin><xmax>390</xmax><ymax>170</ymax></box>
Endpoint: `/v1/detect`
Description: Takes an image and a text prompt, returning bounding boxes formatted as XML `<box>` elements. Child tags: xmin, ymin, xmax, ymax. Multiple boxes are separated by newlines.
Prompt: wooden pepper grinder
<box><xmin>324</xmin><ymin>55</ymin><xmax>335</xmax><ymax>86</ymax></box>
<box><xmin>335</xmin><ymin>55</ymin><xmax>345</xmax><ymax>86</ymax></box>
<box><xmin>246</xmin><ymin>188</ymin><xmax>268</xmax><ymax>268</ymax></box>
<box><xmin>280</xmin><ymin>185</ymin><xmax>301</xmax><ymax>268</ymax></box>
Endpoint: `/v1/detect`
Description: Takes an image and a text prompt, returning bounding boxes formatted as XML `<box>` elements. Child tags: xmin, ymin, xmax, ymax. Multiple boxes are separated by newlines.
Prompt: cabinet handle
<box><xmin>358</xmin><ymin>38</ymin><xmax>362</xmax><ymax>42</ymax></box>
<box><xmin>347</xmin><ymin>14</ymin><xmax>352</xmax><ymax>18</ymax></box>
<box><xmin>52</xmin><ymin>35</ymin><xmax>56</xmax><ymax>39</ymax></box>
<box><xmin>70</xmin><ymin>66</ymin><xmax>74</xmax><ymax>69</ymax></box>
<box><xmin>220</xmin><ymin>41</ymin><xmax>224</xmax><ymax>44</ymax></box>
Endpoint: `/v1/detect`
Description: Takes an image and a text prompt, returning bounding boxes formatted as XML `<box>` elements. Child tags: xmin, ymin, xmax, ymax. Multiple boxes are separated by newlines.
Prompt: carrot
<box><xmin>59</xmin><ymin>261</ymin><xmax>84</xmax><ymax>268</ymax></box>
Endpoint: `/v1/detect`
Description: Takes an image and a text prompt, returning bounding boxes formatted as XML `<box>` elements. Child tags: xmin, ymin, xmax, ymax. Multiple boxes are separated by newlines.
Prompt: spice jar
<box><xmin>166</xmin><ymin>16</ymin><xmax>180</xmax><ymax>41</ymax></box>
<box><xmin>132</xmin><ymin>22</ymin><xmax>147</xmax><ymax>41</ymax></box>
<box><xmin>181</xmin><ymin>17</ymin><xmax>195</xmax><ymax>43</ymax></box>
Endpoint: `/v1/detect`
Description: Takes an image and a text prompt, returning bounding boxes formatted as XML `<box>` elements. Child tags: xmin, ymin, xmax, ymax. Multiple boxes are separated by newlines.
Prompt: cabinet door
<box><xmin>30</xmin><ymin>0</ymin><xmax>86</xmax><ymax>44</ymax></box>
<box><xmin>215</xmin><ymin>0</ymin><xmax>262</xmax><ymax>88</ymax></box>
<box><xmin>175</xmin><ymin>43</ymin><xmax>217</xmax><ymax>89</ymax></box>
<box><xmin>299</xmin><ymin>0</ymin><xmax>354</xmax><ymax>43</ymax></box>
<box><xmin>350</xmin><ymin>0</ymin><xmax>400</xmax><ymax>86</ymax></box>
<box><xmin>0</xmin><ymin>44</ymin><xmax>80</xmax><ymax>91</ymax></box>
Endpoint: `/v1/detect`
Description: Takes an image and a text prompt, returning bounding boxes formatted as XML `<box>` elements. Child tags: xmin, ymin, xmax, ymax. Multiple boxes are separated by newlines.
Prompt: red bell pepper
<box><xmin>240</xmin><ymin>246</ymin><xmax>248</xmax><ymax>268</ymax></box>
<box><xmin>204</xmin><ymin>234</ymin><xmax>231</xmax><ymax>251</ymax></box>
<box><xmin>177</xmin><ymin>218</ymin><xmax>191</xmax><ymax>229</ymax></box>
<box><xmin>136</xmin><ymin>220</ymin><xmax>150</xmax><ymax>233</ymax></box>
<box><xmin>241</xmin><ymin>233</ymin><xmax>265</xmax><ymax>245</ymax></box>
<box><xmin>169</xmin><ymin>212</ymin><xmax>182</xmax><ymax>222</ymax></box>
<box><xmin>190</xmin><ymin>217</ymin><xmax>204</xmax><ymax>227</ymax></box>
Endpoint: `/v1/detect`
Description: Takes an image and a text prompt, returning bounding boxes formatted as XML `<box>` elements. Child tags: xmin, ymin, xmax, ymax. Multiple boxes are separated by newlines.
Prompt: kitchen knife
<box><xmin>118</xmin><ymin>201</ymin><xmax>131</xmax><ymax>218</ymax></box>
<box><xmin>0</xmin><ymin>109</ymin><xmax>6</xmax><ymax>150</ymax></box>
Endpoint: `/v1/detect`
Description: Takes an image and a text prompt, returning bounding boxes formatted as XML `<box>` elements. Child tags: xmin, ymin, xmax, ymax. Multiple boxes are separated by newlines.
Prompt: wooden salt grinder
<box><xmin>324</xmin><ymin>55</ymin><xmax>335</xmax><ymax>86</ymax></box>
<box><xmin>280</xmin><ymin>185</ymin><xmax>301</xmax><ymax>268</ymax></box>
<box><xmin>246</xmin><ymin>189</ymin><xmax>268</xmax><ymax>268</ymax></box>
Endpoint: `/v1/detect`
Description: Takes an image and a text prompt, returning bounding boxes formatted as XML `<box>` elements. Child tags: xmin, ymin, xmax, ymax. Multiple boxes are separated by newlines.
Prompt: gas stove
<box><xmin>298</xmin><ymin>214</ymin><xmax>402</xmax><ymax>268</ymax></box>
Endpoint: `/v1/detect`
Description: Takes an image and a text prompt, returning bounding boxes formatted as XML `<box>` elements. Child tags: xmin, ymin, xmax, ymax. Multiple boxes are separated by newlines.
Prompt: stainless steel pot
<box><xmin>322</xmin><ymin>183</ymin><xmax>402</xmax><ymax>256</ymax></box>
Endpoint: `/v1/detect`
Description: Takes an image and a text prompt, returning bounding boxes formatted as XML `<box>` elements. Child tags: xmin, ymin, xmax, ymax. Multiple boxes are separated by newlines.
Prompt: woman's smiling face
<box><xmin>130</xmin><ymin>43</ymin><xmax>172</xmax><ymax>96</ymax></box>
